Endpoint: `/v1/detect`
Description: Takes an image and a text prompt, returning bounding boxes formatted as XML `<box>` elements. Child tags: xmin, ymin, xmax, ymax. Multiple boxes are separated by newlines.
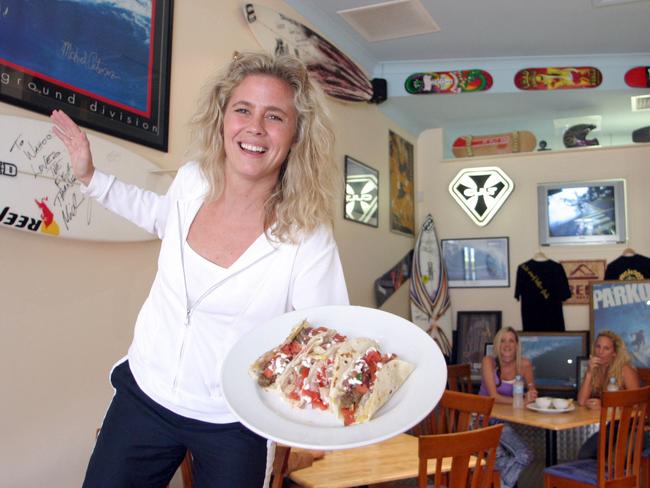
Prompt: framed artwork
<box><xmin>388</xmin><ymin>130</ymin><xmax>414</xmax><ymax>236</ymax></box>
<box><xmin>590</xmin><ymin>280</ymin><xmax>650</xmax><ymax>368</ymax></box>
<box><xmin>576</xmin><ymin>356</ymin><xmax>590</xmax><ymax>393</ymax></box>
<box><xmin>560</xmin><ymin>259</ymin><xmax>606</xmax><ymax>305</ymax></box>
<box><xmin>441</xmin><ymin>237</ymin><xmax>509</xmax><ymax>288</ymax></box>
<box><xmin>519</xmin><ymin>331</ymin><xmax>589</xmax><ymax>390</ymax></box>
<box><xmin>0</xmin><ymin>0</ymin><xmax>174</xmax><ymax>151</ymax></box>
<box><xmin>456</xmin><ymin>311</ymin><xmax>501</xmax><ymax>375</ymax></box>
<box><xmin>344</xmin><ymin>156</ymin><xmax>378</xmax><ymax>227</ymax></box>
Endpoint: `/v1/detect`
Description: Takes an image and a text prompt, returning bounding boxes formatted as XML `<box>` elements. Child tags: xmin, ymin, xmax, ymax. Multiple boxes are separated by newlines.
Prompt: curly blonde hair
<box><xmin>187</xmin><ymin>51</ymin><xmax>338</xmax><ymax>243</ymax></box>
<box><xmin>589</xmin><ymin>330</ymin><xmax>632</xmax><ymax>393</ymax></box>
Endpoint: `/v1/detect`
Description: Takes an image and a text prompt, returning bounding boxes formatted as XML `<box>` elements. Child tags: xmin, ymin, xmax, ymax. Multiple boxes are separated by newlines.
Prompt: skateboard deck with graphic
<box><xmin>632</xmin><ymin>126</ymin><xmax>650</xmax><ymax>143</ymax></box>
<box><xmin>625</xmin><ymin>67</ymin><xmax>650</xmax><ymax>88</ymax></box>
<box><xmin>405</xmin><ymin>70</ymin><xmax>493</xmax><ymax>94</ymax></box>
<box><xmin>452</xmin><ymin>131</ymin><xmax>537</xmax><ymax>158</ymax></box>
<box><xmin>514</xmin><ymin>67</ymin><xmax>602</xmax><ymax>90</ymax></box>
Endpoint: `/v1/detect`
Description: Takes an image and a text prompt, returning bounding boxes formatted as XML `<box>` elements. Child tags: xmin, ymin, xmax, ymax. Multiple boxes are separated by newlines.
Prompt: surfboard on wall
<box><xmin>0</xmin><ymin>114</ymin><xmax>172</xmax><ymax>242</ymax></box>
<box><xmin>243</xmin><ymin>3</ymin><xmax>375</xmax><ymax>103</ymax></box>
<box><xmin>409</xmin><ymin>214</ymin><xmax>452</xmax><ymax>358</ymax></box>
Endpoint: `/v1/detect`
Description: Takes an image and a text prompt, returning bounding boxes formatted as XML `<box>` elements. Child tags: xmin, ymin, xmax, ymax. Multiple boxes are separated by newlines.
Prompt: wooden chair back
<box><xmin>271</xmin><ymin>445</ymin><xmax>292</xmax><ymax>488</ymax></box>
<box><xmin>410</xmin><ymin>390</ymin><xmax>494</xmax><ymax>436</ymax></box>
<box><xmin>447</xmin><ymin>363</ymin><xmax>473</xmax><ymax>393</ymax></box>
<box><xmin>598</xmin><ymin>386</ymin><xmax>650</xmax><ymax>487</ymax></box>
<box><xmin>418</xmin><ymin>423</ymin><xmax>503</xmax><ymax>488</ymax></box>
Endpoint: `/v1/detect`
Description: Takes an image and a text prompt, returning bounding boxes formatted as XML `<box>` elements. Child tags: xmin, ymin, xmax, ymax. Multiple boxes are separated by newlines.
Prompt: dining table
<box><xmin>288</xmin><ymin>432</ymin><xmax>472</xmax><ymax>488</ymax></box>
<box><xmin>491</xmin><ymin>402</ymin><xmax>600</xmax><ymax>466</ymax></box>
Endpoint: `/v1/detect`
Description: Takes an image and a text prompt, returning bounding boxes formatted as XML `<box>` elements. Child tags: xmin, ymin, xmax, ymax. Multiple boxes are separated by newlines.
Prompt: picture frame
<box><xmin>590</xmin><ymin>280</ymin><xmax>650</xmax><ymax>368</ymax></box>
<box><xmin>456</xmin><ymin>311</ymin><xmax>501</xmax><ymax>376</ymax></box>
<box><xmin>344</xmin><ymin>155</ymin><xmax>378</xmax><ymax>227</ymax></box>
<box><xmin>441</xmin><ymin>237</ymin><xmax>510</xmax><ymax>288</ymax></box>
<box><xmin>0</xmin><ymin>1</ymin><xmax>174</xmax><ymax>151</ymax></box>
<box><xmin>519</xmin><ymin>331</ymin><xmax>589</xmax><ymax>390</ymax></box>
<box><xmin>388</xmin><ymin>130</ymin><xmax>415</xmax><ymax>236</ymax></box>
<box><xmin>576</xmin><ymin>355</ymin><xmax>590</xmax><ymax>393</ymax></box>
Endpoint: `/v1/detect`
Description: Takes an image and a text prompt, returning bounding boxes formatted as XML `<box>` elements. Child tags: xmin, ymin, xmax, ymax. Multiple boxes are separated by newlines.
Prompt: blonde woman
<box><xmin>479</xmin><ymin>327</ymin><xmax>538</xmax><ymax>488</ymax></box>
<box><xmin>577</xmin><ymin>330</ymin><xmax>640</xmax><ymax>459</ymax></box>
<box><xmin>51</xmin><ymin>52</ymin><xmax>349</xmax><ymax>487</ymax></box>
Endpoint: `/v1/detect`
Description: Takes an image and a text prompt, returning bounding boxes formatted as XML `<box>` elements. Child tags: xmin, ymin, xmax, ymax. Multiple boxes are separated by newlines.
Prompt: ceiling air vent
<box><xmin>337</xmin><ymin>0</ymin><xmax>440</xmax><ymax>42</ymax></box>
<box><xmin>631</xmin><ymin>95</ymin><xmax>650</xmax><ymax>111</ymax></box>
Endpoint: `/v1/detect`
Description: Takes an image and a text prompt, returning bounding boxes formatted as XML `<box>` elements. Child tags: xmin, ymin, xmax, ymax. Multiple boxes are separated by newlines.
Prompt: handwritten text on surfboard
<box><xmin>4</xmin><ymin>132</ymin><xmax>89</xmax><ymax>231</ymax></box>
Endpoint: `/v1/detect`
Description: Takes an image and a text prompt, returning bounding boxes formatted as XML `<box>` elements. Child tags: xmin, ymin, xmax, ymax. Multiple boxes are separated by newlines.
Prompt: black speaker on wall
<box><xmin>369</xmin><ymin>78</ymin><xmax>387</xmax><ymax>104</ymax></box>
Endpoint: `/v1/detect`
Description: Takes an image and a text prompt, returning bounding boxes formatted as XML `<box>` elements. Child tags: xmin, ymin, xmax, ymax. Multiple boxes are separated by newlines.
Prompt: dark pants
<box><xmin>83</xmin><ymin>361</ymin><xmax>268</xmax><ymax>488</ymax></box>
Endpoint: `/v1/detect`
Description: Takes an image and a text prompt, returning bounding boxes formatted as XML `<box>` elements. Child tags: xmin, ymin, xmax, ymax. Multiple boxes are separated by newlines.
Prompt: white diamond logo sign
<box><xmin>448</xmin><ymin>166</ymin><xmax>514</xmax><ymax>226</ymax></box>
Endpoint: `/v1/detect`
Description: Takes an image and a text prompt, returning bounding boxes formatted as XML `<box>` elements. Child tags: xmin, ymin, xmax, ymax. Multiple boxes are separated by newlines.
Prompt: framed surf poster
<box><xmin>441</xmin><ymin>237</ymin><xmax>510</xmax><ymax>288</ymax></box>
<box><xmin>456</xmin><ymin>311</ymin><xmax>501</xmax><ymax>376</ymax></box>
<box><xmin>0</xmin><ymin>0</ymin><xmax>173</xmax><ymax>151</ymax></box>
<box><xmin>389</xmin><ymin>130</ymin><xmax>415</xmax><ymax>236</ymax></box>
<box><xmin>344</xmin><ymin>156</ymin><xmax>378</xmax><ymax>228</ymax></box>
<box><xmin>590</xmin><ymin>280</ymin><xmax>650</xmax><ymax>368</ymax></box>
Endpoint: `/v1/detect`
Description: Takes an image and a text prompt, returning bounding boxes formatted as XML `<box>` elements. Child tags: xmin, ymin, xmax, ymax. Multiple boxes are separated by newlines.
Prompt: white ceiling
<box><xmin>284</xmin><ymin>0</ymin><xmax>650</xmax><ymax>153</ymax></box>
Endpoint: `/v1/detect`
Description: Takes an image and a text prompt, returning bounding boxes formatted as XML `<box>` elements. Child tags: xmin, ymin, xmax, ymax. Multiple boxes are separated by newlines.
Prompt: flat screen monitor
<box><xmin>537</xmin><ymin>179</ymin><xmax>627</xmax><ymax>246</ymax></box>
<box><xmin>519</xmin><ymin>332</ymin><xmax>589</xmax><ymax>389</ymax></box>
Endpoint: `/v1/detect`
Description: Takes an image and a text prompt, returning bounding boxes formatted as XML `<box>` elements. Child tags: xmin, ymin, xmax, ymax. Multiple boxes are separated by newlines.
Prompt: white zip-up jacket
<box><xmin>85</xmin><ymin>161</ymin><xmax>349</xmax><ymax>422</ymax></box>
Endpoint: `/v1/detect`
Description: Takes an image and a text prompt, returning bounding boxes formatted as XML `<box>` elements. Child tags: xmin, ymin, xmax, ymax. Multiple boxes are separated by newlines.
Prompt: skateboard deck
<box><xmin>243</xmin><ymin>3</ymin><xmax>378</xmax><ymax>103</ymax></box>
<box><xmin>452</xmin><ymin>131</ymin><xmax>536</xmax><ymax>158</ymax></box>
<box><xmin>514</xmin><ymin>67</ymin><xmax>602</xmax><ymax>90</ymax></box>
<box><xmin>563</xmin><ymin>124</ymin><xmax>599</xmax><ymax>148</ymax></box>
<box><xmin>625</xmin><ymin>67</ymin><xmax>650</xmax><ymax>88</ymax></box>
<box><xmin>632</xmin><ymin>126</ymin><xmax>650</xmax><ymax>143</ymax></box>
<box><xmin>405</xmin><ymin>70</ymin><xmax>493</xmax><ymax>94</ymax></box>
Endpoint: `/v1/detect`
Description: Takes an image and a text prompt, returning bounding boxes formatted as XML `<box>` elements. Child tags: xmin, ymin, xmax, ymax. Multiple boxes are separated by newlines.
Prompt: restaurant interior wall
<box><xmin>0</xmin><ymin>1</ymin><xmax>415</xmax><ymax>486</ymax></box>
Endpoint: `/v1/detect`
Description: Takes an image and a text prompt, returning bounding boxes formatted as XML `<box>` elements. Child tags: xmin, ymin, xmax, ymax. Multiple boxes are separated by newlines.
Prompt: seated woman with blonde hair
<box><xmin>577</xmin><ymin>330</ymin><xmax>640</xmax><ymax>459</ymax></box>
<box><xmin>479</xmin><ymin>326</ymin><xmax>538</xmax><ymax>488</ymax></box>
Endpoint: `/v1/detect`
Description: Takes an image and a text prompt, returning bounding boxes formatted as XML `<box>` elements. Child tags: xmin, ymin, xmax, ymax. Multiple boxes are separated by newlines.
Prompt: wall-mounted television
<box><xmin>537</xmin><ymin>179</ymin><xmax>627</xmax><ymax>246</ymax></box>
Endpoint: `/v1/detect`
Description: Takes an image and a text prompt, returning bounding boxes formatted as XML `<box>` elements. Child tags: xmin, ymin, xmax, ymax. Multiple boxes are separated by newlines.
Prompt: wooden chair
<box><xmin>410</xmin><ymin>389</ymin><xmax>495</xmax><ymax>436</ymax></box>
<box><xmin>271</xmin><ymin>444</ymin><xmax>292</xmax><ymax>488</ymax></box>
<box><xmin>418</xmin><ymin>423</ymin><xmax>503</xmax><ymax>488</ymax></box>
<box><xmin>447</xmin><ymin>363</ymin><xmax>473</xmax><ymax>393</ymax></box>
<box><xmin>638</xmin><ymin>369</ymin><xmax>650</xmax><ymax>488</ymax></box>
<box><xmin>543</xmin><ymin>386</ymin><xmax>650</xmax><ymax>488</ymax></box>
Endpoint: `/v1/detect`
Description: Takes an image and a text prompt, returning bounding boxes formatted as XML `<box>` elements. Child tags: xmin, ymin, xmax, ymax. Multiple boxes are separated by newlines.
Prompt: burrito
<box><xmin>330</xmin><ymin>338</ymin><xmax>414</xmax><ymax>426</ymax></box>
<box><xmin>249</xmin><ymin>320</ymin><xmax>330</xmax><ymax>389</ymax></box>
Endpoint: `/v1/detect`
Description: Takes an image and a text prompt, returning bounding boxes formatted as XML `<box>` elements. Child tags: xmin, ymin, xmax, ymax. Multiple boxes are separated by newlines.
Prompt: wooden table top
<box><xmin>491</xmin><ymin>402</ymin><xmax>600</xmax><ymax>430</ymax></box>
<box><xmin>288</xmin><ymin>433</ymin><xmax>462</xmax><ymax>488</ymax></box>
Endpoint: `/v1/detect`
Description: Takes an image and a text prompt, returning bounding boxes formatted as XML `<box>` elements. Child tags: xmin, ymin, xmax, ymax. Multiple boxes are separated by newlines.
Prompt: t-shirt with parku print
<box><xmin>514</xmin><ymin>259</ymin><xmax>571</xmax><ymax>332</ymax></box>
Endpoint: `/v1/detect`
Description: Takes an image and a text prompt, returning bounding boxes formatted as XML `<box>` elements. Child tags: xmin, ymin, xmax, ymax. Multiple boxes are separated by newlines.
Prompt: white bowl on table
<box><xmin>551</xmin><ymin>398</ymin><xmax>570</xmax><ymax>410</ymax></box>
<box><xmin>535</xmin><ymin>397</ymin><xmax>553</xmax><ymax>409</ymax></box>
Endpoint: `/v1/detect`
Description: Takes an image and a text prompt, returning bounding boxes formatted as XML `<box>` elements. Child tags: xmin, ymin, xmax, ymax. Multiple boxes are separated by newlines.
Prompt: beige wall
<box><xmin>416</xmin><ymin>128</ymin><xmax>650</xmax><ymax>333</ymax></box>
<box><xmin>1</xmin><ymin>1</ymin><xmax>414</xmax><ymax>486</ymax></box>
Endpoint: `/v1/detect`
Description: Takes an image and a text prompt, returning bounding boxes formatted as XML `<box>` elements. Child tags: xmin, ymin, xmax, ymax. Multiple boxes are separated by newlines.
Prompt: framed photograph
<box><xmin>0</xmin><ymin>1</ymin><xmax>174</xmax><ymax>151</ymax></box>
<box><xmin>456</xmin><ymin>311</ymin><xmax>501</xmax><ymax>376</ymax></box>
<box><xmin>389</xmin><ymin>130</ymin><xmax>414</xmax><ymax>236</ymax></box>
<box><xmin>344</xmin><ymin>156</ymin><xmax>378</xmax><ymax>227</ymax></box>
<box><xmin>519</xmin><ymin>331</ymin><xmax>589</xmax><ymax>390</ymax></box>
<box><xmin>441</xmin><ymin>237</ymin><xmax>510</xmax><ymax>288</ymax></box>
<box><xmin>590</xmin><ymin>280</ymin><xmax>650</xmax><ymax>368</ymax></box>
<box><xmin>576</xmin><ymin>356</ymin><xmax>590</xmax><ymax>393</ymax></box>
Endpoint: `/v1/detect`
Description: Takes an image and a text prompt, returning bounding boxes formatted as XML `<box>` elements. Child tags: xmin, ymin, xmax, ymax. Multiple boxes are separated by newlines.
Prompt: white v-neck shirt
<box><xmin>84</xmin><ymin>162</ymin><xmax>349</xmax><ymax>423</ymax></box>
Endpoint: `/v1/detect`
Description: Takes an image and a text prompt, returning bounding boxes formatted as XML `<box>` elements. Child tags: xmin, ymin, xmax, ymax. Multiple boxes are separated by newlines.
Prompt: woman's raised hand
<box><xmin>50</xmin><ymin>110</ymin><xmax>95</xmax><ymax>186</ymax></box>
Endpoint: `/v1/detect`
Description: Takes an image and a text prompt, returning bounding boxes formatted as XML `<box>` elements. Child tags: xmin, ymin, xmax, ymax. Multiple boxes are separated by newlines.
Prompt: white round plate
<box><xmin>526</xmin><ymin>403</ymin><xmax>576</xmax><ymax>414</ymax></box>
<box><xmin>221</xmin><ymin>305</ymin><xmax>446</xmax><ymax>450</ymax></box>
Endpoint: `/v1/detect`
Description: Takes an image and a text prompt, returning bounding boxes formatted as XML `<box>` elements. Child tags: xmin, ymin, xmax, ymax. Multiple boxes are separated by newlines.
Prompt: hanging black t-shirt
<box><xmin>514</xmin><ymin>259</ymin><xmax>571</xmax><ymax>331</ymax></box>
<box><xmin>604</xmin><ymin>254</ymin><xmax>650</xmax><ymax>281</ymax></box>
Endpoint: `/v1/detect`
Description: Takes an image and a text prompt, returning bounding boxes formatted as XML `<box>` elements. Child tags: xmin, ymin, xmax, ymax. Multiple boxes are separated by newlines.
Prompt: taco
<box><xmin>277</xmin><ymin>329</ymin><xmax>347</xmax><ymax>410</ymax></box>
<box><xmin>330</xmin><ymin>338</ymin><xmax>414</xmax><ymax>426</ymax></box>
<box><xmin>249</xmin><ymin>320</ymin><xmax>330</xmax><ymax>389</ymax></box>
